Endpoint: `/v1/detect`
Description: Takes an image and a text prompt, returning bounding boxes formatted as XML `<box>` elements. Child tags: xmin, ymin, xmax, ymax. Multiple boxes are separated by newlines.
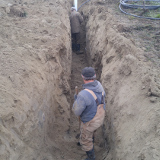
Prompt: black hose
<box><xmin>120</xmin><ymin>0</ymin><xmax>160</xmax><ymax>9</ymax></box>
<box><xmin>77</xmin><ymin>0</ymin><xmax>160</xmax><ymax>20</ymax></box>
<box><xmin>77</xmin><ymin>0</ymin><xmax>91</xmax><ymax>11</ymax></box>
<box><xmin>120</xmin><ymin>0</ymin><xmax>160</xmax><ymax>20</ymax></box>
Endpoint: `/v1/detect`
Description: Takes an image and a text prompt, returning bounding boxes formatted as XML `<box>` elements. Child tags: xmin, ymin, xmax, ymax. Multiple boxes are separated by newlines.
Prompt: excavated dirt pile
<box><xmin>0</xmin><ymin>0</ymin><xmax>160</xmax><ymax>160</ymax></box>
<box><xmin>0</xmin><ymin>0</ymin><xmax>73</xmax><ymax>159</ymax></box>
<box><xmin>80</xmin><ymin>0</ymin><xmax>160</xmax><ymax>159</ymax></box>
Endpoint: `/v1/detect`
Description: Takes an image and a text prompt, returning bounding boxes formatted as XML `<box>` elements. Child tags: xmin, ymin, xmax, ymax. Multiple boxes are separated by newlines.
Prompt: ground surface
<box><xmin>0</xmin><ymin>0</ymin><xmax>160</xmax><ymax>160</ymax></box>
<box><xmin>0</xmin><ymin>0</ymin><xmax>73</xmax><ymax>159</ymax></box>
<box><xmin>80</xmin><ymin>0</ymin><xmax>160</xmax><ymax>159</ymax></box>
<box><xmin>109</xmin><ymin>0</ymin><xmax>160</xmax><ymax>68</ymax></box>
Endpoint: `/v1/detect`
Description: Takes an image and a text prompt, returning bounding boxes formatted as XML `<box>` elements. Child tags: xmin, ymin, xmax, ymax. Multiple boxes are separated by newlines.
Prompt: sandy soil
<box><xmin>0</xmin><ymin>0</ymin><xmax>160</xmax><ymax>160</ymax></box>
<box><xmin>0</xmin><ymin>0</ymin><xmax>73</xmax><ymax>159</ymax></box>
<box><xmin>80</xmin><ymin>0</ymin><xmax>160</xmax><ymax>159</ymax></box>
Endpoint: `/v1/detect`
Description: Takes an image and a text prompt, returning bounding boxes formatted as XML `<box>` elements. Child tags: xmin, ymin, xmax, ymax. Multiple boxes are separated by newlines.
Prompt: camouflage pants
<box><xmin>80</xmin><ymin>104</ymin><xmax>105</xmax><ymax>151</ymax></box>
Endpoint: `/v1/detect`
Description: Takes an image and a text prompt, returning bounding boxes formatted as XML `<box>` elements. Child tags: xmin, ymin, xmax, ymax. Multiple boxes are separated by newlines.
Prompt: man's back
<box><xmin>70</xmin><ymin>10</ymin><xmax>83</xmax><ymax>34</ymax></box>
<box><xmin>73</xmin><ymin>80</ymin><xmax>105</xmax><ymax>123</ymax></box>
<box><xmin>72</xmin><ymin>67</ymin><xmax>105</xmax><ymax>160</ymax></box>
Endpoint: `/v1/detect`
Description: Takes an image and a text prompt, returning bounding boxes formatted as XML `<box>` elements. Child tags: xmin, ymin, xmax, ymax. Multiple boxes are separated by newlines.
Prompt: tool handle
<box><xmin>75</xmin><ymin>86</ymin><xmax>78</xmax><ymax>95</ymax></box>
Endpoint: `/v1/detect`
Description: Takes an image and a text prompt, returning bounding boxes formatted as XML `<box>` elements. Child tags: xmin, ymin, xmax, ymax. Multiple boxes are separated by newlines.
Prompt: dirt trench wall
<box><xmin>81</xmin><ymin>1</ymin><xmax>160</xmax><ymax>160</ymax></box>
<box><xmin>0</xmin><ymin>1</ymin><xmax>72</xmax><ymax>159</ymax></box>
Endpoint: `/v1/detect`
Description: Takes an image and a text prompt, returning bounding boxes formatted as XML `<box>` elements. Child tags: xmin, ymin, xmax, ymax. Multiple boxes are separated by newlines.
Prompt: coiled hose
<box><xmin>119</xmin><ymin>0</ymin><xmax>160</xmax><ymax>20</ymax></box>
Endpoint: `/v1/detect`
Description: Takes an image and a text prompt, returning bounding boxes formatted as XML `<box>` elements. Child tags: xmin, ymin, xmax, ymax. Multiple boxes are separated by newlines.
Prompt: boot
<box><xmin>76</xmin><ymin>44</ymin><xmax>84</xmax><ymax>54</ymax></box>
<box><xmin>85</xmin><ymin>147</ymin><xmax>95</xmax><ymax>160</ymax></box>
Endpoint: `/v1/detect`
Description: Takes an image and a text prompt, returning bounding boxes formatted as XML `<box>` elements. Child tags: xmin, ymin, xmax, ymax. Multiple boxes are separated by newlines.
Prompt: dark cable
<box><xmin>77</xmin><ymin>0</ymin><xmax>91</xmax><ymax>11</ymax></box>
<box><xmin>119</xmin><ymin>0</ymin><xmax>160</xmax><ymax>20</ymax></box>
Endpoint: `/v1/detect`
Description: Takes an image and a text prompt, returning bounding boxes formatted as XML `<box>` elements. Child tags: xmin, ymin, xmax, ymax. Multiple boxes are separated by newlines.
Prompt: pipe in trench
<box><xmin>74</xmin><ymin>0</ymin><xmax>78</xmax><ymax>11</ymax></box>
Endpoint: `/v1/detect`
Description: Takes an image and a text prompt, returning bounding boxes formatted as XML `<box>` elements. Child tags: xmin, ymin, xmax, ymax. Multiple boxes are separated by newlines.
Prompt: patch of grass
<box><xmin>128</xmin><ymin>1</ymin><xmax>160</xmax><ymax>6</ymax></box>
<box><xmin>145</xmin><ymin>1</ymin><xmax>160</xmax><ymax>5</ymax></box>
<box><xmin>145</xmin><ymin>45</ymin><xmax>152</xmax><ymax>52</ymax></box>
<box><xmin>128</xmin><ymin>15</ymin><xmax>135</xmax><ymax>20</ymax></box>
<box><xmin>123</xmin><ymin>6</ymin><xmax>160</xmax><ymax>19</ymax></box>
<box><xmin>143</xmin><ymin>8</ymin><xmax>160</xmax><ymax>18</ymax></box>
<box><xmin>155</xmin><ymin>13</ymin><xmax>160</xmax><ymax>18</ymax></box>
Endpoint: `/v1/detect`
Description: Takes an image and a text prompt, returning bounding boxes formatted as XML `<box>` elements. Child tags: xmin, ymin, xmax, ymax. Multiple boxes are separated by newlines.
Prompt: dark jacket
<box><xmin>72</xmin><ymin>80</ymin><xmax>106</xmax><ymax>123</ymax></box>
<box><xmin>70</xmin><ymin>10</ymin><xmax>83</xmax><ymax>34</ymax></box>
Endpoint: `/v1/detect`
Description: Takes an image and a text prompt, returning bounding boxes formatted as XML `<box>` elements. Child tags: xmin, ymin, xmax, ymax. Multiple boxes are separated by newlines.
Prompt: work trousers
<box><xmin>80</xmin><ymin>104</ymin><xmax>105</xmax><ymax>151</ymax></box>
<box><xmin>72</xmin><ymin>32</ymin><xmax>80</xmax><ymax>44</ymax></box>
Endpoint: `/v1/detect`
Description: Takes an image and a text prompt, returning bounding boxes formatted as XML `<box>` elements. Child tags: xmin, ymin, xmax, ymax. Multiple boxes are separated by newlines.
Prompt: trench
<box><xmin>67</xmin><ymin>5</ymin><xmax>108</xmax><ymax>159</ymax></box>
<box><xmin>46</xmin><ymin>0</ymin><xmax>160</xmax><ymax>158</ymax></box>
<box><xmin>69</xmin><ymin>54</ymin><xmax>108</xmax><ymax>159</ymax></box>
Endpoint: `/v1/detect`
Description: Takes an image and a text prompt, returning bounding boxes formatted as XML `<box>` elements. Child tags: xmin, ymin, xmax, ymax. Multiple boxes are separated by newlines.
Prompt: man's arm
<box><xmin>72</xmin><ymin>93</ymin><xmax>86</xmax><ymax>116</ymax></box>
<box><xmin>78</xmin><ymin>13</ymin><xmax>83</xmax><ymax>24</ymax></box>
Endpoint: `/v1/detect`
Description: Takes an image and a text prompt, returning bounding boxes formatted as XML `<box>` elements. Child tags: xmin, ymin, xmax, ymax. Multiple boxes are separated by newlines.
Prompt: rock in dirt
<box><xmin>150</xmin><ymin>97</ymin><xmax>157</xmax><ymax>103</ymax></box>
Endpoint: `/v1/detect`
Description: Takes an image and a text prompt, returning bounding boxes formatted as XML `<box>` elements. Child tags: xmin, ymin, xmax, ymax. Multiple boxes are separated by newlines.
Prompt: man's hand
<box><xmin>74</xmin><ymin>86</ymin><xmax>78</xmax><ymax>100</ymax></box>
<box><xmin>74</xmin><ymin>94</ymin><xmax>77</xmax><ymax>100</ymax></box>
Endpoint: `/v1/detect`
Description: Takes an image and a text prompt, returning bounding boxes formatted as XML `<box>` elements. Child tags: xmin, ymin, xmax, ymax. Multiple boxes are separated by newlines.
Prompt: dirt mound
<box><xmin>0</xmin><ymin>0</ymin><xmax>72</xmax><ymax>159</ymax></box>
<box><xmin>80</xmin><ymin>1</ymin><xmax>160</xmax><ymax>159</ymax></box>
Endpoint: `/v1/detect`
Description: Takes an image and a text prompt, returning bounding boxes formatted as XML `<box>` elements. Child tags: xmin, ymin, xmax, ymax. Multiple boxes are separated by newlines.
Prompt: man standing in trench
<box><xmin>72</xmin><ymin>67</ymin><xmax>106</xmax><ymax>160</ymax></box>
<box><xmin>70</xmin><ymin>7</ymin><xmax>83</xmax><ymax>52</ymax></box>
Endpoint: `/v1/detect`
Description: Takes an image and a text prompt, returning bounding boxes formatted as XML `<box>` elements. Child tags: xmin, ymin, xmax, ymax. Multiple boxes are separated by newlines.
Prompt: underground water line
<box><xmin>74</xmin><ymin>0</ymin><xmax>78</xmax><ymax>11</ymax></box>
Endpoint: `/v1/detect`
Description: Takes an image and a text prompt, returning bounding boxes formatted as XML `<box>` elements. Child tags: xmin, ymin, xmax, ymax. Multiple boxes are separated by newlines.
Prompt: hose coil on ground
<box><xmin>119</xmin><ymin>0</ymin><xmax>160</xmax><ymax>20</ymax></box>
<box><xmin>78</xmin><ymin>0</ymin><xmax>160</xmax><ymax>20</ymax></box>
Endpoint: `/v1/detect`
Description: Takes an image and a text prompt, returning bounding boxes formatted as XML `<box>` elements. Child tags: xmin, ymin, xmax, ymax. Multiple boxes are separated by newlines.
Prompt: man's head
<box><xmin>71</xmin><ymin>7</ymin><xmax>76</xmax><ymax>11</ymax></box>
<box><xmin>81</xmin><ymin>67</ymin><xmax>96</xmax><ymax>83</ymax></box>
